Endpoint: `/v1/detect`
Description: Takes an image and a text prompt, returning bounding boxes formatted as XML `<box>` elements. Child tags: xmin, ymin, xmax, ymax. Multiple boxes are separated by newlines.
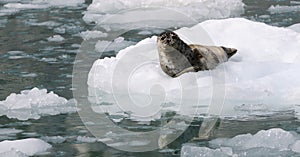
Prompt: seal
<box><xmin>157</xmin><ymin>31</ymin><xmax>237</xmax><ymax>77</ymax></box>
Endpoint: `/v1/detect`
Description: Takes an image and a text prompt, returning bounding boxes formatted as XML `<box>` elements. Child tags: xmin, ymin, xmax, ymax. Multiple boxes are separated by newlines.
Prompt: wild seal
<box><xmin>157</xmin><ymin>31</ymin><xmax>237</xmax><ymax>77</ymax></box>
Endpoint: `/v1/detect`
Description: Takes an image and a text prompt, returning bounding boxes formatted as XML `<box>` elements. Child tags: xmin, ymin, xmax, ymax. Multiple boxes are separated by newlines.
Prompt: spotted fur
<box><xmin>157</xmin><ymin>31</ymin><xmax>237</xmax><ymax>77</ymax></box>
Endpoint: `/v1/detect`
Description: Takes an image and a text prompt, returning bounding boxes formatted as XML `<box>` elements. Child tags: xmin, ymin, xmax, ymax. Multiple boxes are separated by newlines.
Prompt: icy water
<box><xmin>1</xmin><ymin>0</ymin><xmax>300</xmax><ymax>156</ymax></box>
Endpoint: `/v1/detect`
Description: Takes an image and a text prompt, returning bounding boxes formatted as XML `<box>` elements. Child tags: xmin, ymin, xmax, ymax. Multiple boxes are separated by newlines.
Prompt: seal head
<box><xmin>157</xmin><ymin>31</ymin><xmax>196</xmax><ymax>77</ymax></box>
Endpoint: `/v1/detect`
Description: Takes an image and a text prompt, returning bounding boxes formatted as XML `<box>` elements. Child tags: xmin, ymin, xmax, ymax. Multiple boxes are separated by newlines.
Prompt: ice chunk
<box><xmin>268</xmin><ymin>5</ymin><xmax>300</xmax><ymax>14</ymax></box>
<box><xmin>20</xmin><ymin>73</ymin><xmax>38</xmax><ymax>78</ymax></box>
<box><xmin>291</xmin><ymin>140</ymin><xmax>300</xmax><ymax>153</ymax></box>
<box><xmin>32</xmin><ymin>0</ymin><xmax>84</xmax><ymax>7</ymax></box>
<box><xmin>41</xmin><ymin>136</ymin><xmax>66</xmax><ymax>144</ymax></box>
<box><xmin>2</xmin><ymin>0</ymin><xmax>84</xmax><ymax>16</ymax></box>
<box><xmin>0</xmin><ymin>150</ymin><xmax>27</xmax><ymax>157</ymax></box>
<box><xmin>83</xmin><ymin>0</ymin><xmax>244</xmax><ymax>30</ymax></box>
<box><xmin>0</xmin><ymin>128</ymin><xmax>23</xmax><ymax>135</ymax></box>
<box><xmin>79</xmin><ymin>30</ymin><xmax>108</xmax><ymax>40</ymax></box>
<box><xmin>211</xmin><ymin>128</ymin><xmax>299</xmax><ymax>150</ymax></box>
<box><xmin>0</xmin><ymin>128</ymin><xmax>23</xmax><ymax>140</ymax></box>
<box><xmin>4</xmin><ymin>3</ymin><xmax>47</xmax><ymax>10</ymax></box>
<box><xmin>47</xmin><ymin>35</ymin><xmax>65</xmax><ymax>42</ymax></box>
<box><xmin>26</xmin><ymin>21</ymin><xmax>60</xmax><ymax>29</ymax></box>
<box><xmin>88</xmin><ymin>18</ymin><xmax>300</xmax><ymax>119</ymax></box>
<box><xmin>291</xmin><ymin>1</ymin><xmax>300</xmax><ymax>5</ymax></box>
<box><xmin>0</xmin><ymin>87</ymin><xmax>77</xmax><ymax>120</ymax></box>
<box><xmin>4</xmin><ymin>0</ymin><xmax>84</xmax><ymax>9</ymax></box>
<box><xmin>181</xmin><ymin>145</ymin><xmax>230</xmax><ymax>157</ymax></box>
<box><xmin>182</xmin><ymin>128</ymin><xmax>300</xmax><ymax>157</ymax></box>
<box><xmin>288</xmin><ymin>23</ymin><xmax>300</xmax><ymax>33</ymax></box>
<box><xmin>0</xmin><ymin>138</ymin><xmax>51</xmax><ymax>156</ymax></box>
<box><xmin>76</xmin><ymin>136</ymin><xmax>97</xmax><ymax>143</ymax></box>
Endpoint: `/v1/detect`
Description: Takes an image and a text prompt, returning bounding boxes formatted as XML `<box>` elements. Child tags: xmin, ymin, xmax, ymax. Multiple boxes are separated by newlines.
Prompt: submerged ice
<box><xmin>88</xmin><ymin>18</ymin><xmax>300</xmax><ymax>119</ymax></box>
<box><xmin>0</xmin><ymin>88</ymin><xmax>77</xmax><ymax>120</ymax></box>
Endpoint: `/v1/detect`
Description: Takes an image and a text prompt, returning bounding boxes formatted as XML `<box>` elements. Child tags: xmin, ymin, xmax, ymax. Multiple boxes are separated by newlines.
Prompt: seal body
<box><xmin>157</xmin><ymin>31</ymin><xmax>237</xmax><ymax>77</ymax></box>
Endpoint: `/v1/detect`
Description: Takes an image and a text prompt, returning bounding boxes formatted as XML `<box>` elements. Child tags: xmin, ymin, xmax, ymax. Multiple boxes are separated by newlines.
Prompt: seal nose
<box><xmin>227</xmin><ymin>48</ymin><xmax>237</xmax><ymax>58</ymax></box>
<box><xmin>221</xmin><ymin>46</ymin><xmax>237</xmax><ymax>59</ymax></box>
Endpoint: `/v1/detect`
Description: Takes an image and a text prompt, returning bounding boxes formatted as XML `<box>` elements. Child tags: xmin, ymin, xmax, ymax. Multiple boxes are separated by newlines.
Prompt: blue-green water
<box><xmin>1</xmin><ymin>0</ymin><xmax>300</xmax><ymax>156</ymax></box>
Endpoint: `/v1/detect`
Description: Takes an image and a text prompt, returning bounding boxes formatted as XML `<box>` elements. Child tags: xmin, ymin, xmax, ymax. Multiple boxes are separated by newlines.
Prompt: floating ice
<box><xmin>0</xmin><ymin>128</ymin><xmax>23</xmax><ymax>140</ymax></box>
<box><xmin>41</xmin><ymin>136</ymin><xmax>66</xmax><ymax>144</ymax></box>
<box><xmin>79</xmin><ymin>30</ymin><xmax>108</xmax><ymax>40</ymax></box>
<box><xmin>268</xmin><ymin>5</ymin><xmax>300</xmax><ymax>14</ymax></box>
<box><xmin>288</xmin><ymin>23</ymin><xmax>300</xmax><ymax>33</ymax></box>
<box><xmin>4</xmin><ymin>0</ymin><xmax>84</xmax><ymax>9</ymax></box>
<box><xmin>83</xmin><ymin>0</ymin><xmax>244</xmax><ymax>30</ymax></box>
<box><xmin>0</xmin><ymin>87</ymin><xmax>77</xmax><ymax>120</ymax></box>
<box><xmin>181</xmin><ymin>145</ymin><xmax>231</xmax><ymax>157</ymax></box>
<box><xmin>0</xmin><ymin>128</ymin><xmax>23</xmax><ymax>135</ymax></box>
<box><xmin>291</xmin><ymin>1</ymin><xmax>300</xmax><ymax>5</ymax></box>
<box><xmin>88</xmin><ymin>18</ymin><xmax>300</xmax><ymax>119</ymax></box>
<box><xmin>4</xmin><ymin>3</ymin><xmax>48</xmax><ymax>10</ymax></box>
<box><xmin>0</xmin><ymin>138</ymin><xmax>51</xmax><ymax>156</ymax></box>
<box><xmin>182</xmin><ymin>128</ymin><xmax>300</xmax><ymax>157</ymax></box>
<box><xmin>47</xmin><ymin>35</ymin><xmax>65</xmax><ymax>42</ymax></box>
<box><xmin>1</xmin><ymin>0</ymin><xmax>84</xmax><ymax>16</ymax></box>
<box><xmin>0</xmin><ymin>150</ymin><xmax>27</xmax><ymax>157</ymax></box>
<box><xmin>76</xmin><ymin>136</ymin><xmax>98</xmax><ymax>143</ymax></box>
<box><xmin>26</xmin><ymin>21</ymin><xmax>61</xmax><ymax>29</ymax></box>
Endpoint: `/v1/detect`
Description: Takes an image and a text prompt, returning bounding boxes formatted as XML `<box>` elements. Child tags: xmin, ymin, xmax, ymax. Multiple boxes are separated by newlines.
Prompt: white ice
<box><xmin>181</xmin><ymin>128</ymin><xmax>300</xmax><ymax>157</ymax></box>
<box><xmin>83</xmin><ymin>0</ymin><xmax>244</xmax><ymax>30</ymax></box>
<box><xmin>76</xmin><ymin>136</ymin><xmax>98</xmax><ymax>143</ymax></box>
<box><xmin>288</xmin><ymin>23</ymin><xmax>300</xmax><ymax>33</ymax></box>
<box><xmin>88</xmin><ymin>18</ymin><xmax>300</xmax><ymax>120</ymax></box>
<box><xmin>0</xmin><ymin>128</ymin><xmax>23</xmax><ymax>140</ymax></box>
<box><xmin>79</xmin><ymin>30</ymin><xmax>108</xmax><ymax>40</ymax></box>
<box><xmin>0</xmin><ymin>138</ymin><xmax>51</xmax><ymax>156</ymax></box>
<box><xmin>268</xmin><ymin>5</ymin><xmax>300</xmax><ymax>14</ymax></box>
<box><xmin>1</xmin><ymin>0</ymin><xmax>84</xmax><ymax>16</ymax></box>
<box><xmin>0</xmin><ymin>128</ymin><xmax>23</xmax><ymax>135</ymax></box>
<box><xmin>0</xmin><ymin>87</ymin><xmax>77</xmax><ymax>120</ymax></box>
<box><xmin>47</xmin><ymin>35</ymin><xmax>65</xmax><ymax>42</ymax></box>
<box><xmin>4</xmin><ymin>0</ymin><xmax>84</xmax><ymax>9</ymax></box>
<box><xmin>41</xmin><ymin>136</ymin><xmax>66</xmax><ymax>144</ymax></box>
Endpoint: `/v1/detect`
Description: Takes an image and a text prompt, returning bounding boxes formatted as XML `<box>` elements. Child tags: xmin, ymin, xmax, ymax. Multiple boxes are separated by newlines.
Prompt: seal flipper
<box><xmin>175</xmin><ymin>67</ymin><xmax>196</xmax><ymax>77</ymax></box>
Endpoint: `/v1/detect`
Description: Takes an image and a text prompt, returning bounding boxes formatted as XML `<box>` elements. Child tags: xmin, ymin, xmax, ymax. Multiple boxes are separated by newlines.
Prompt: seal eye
<box><xmin>161</xmin><ymin>36</ymin><xmax>165</xmax><ymax>40</ymax></box>
<box><xmin>171</xmin><ymin>35</ymin><xmax>177</xmax><ymax>39</ymax></box>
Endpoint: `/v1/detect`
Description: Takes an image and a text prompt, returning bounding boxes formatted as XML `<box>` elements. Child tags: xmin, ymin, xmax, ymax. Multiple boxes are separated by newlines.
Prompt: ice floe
<box><xmin>3</xmin><ymin>0</ymin><xmax>84</xmax><ymax>9</ymax></box>
<box><xmin>268</xmin><ymin>5</ymin><xmax>300</xmax><ymax>14</ymax></box>
<box><xmin>83</xmin><ymin>0</ymin><xmax>244</xmax><ymax>30</ymax></box>
<box><xmin>0</xmin><ymin>138</ymin><xmax>51</xmax><ymax>156</ymax></box>
<box><xmin>1</xmin><ymin>0</ymin><xmax>84</xmax><ymax>16</ymax></box>
<box><xmin>181</xmin><ymin>128</ymin><xmax>300</xmax><ymax>157</ymax></box>
<box><xmin>0</xmin><ymin>128</ymin><xmax>23</xmax><ymax>140</ymax></box>
<box><xmin>76</xmin><ymin>136</ymin><xmax>98</xmax><ymax>143</ymax></box>
<box><xmin>88</xmin><ymin>18</ymin><xmax>300</xmax><ymax>120</ymax></box>
<box><xmin>79</xmin><ymin>30</ymin><xmax>108</xmax><ymax>40</ymax></box>
<box><xmin>0</xmin><ymin>87</ymin><xmax>77</xmax><ymax>120</ymax></box>
<box><xmin>288</xmin><ymin>23</ymin><xmax>300</xmax><ymax>33</ymax></box>
<box><xmin>41</xmin><ymin>136</ymin><xmax>66</xmax><ymax>144</ymax></box>
<box><xmin>47</xmin><ymin>35</ymin><xmax>65</xmax><ymax>42</ymax></box>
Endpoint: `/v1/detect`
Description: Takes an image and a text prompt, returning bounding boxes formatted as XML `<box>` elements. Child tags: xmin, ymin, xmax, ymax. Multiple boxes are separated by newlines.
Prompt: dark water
<box><xmin>0</xmin><ymin>0</ymin><xmax>300</xmax><ymax>156</ymax></box>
